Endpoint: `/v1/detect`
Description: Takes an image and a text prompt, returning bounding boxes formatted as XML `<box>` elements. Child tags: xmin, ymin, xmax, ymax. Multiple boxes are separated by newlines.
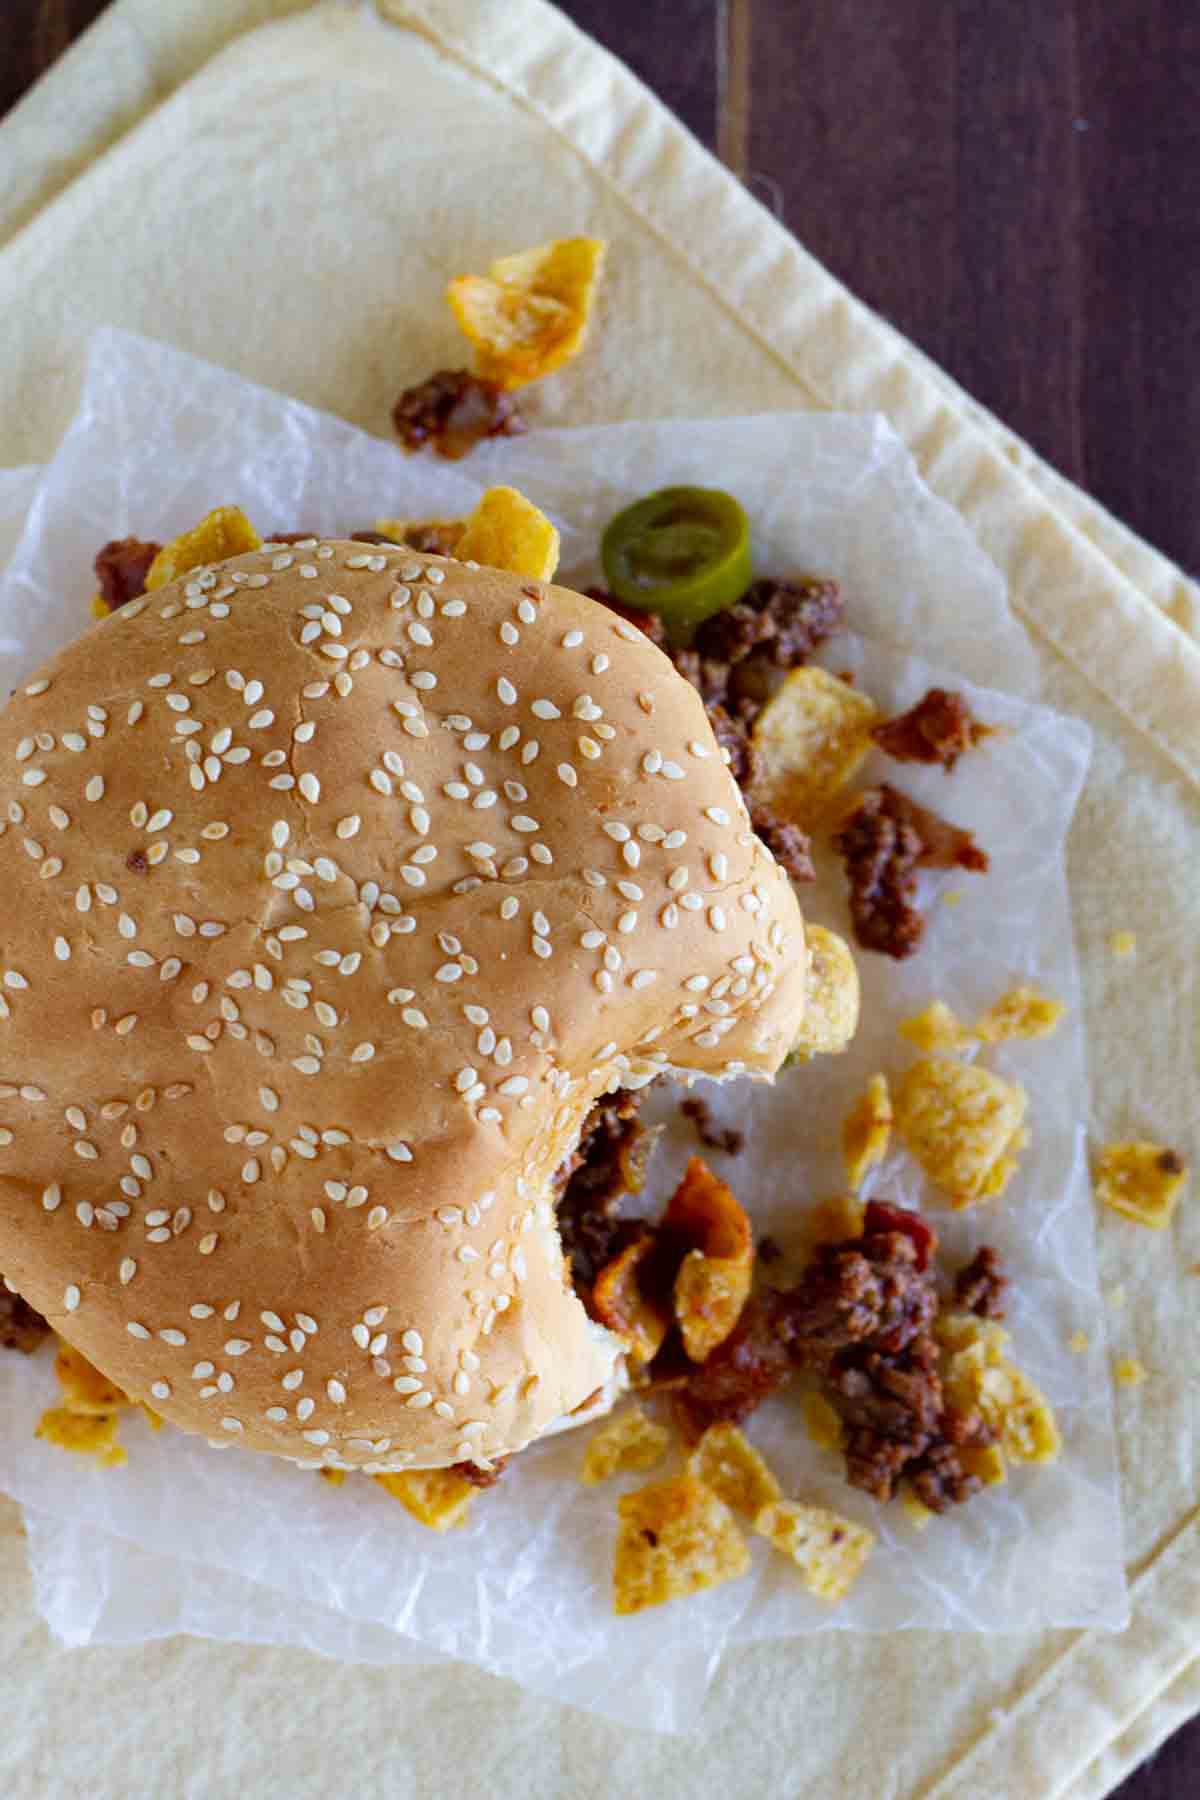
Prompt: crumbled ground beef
<box><xmin>451</xmin><ymin>1457</ymin><xmax>508</xmax><ymax>1488</ymax></box>
<box><xmin>392</xmin><ymin>368</ymin><xmax>526</xmax><ymax>459</ymax></box>
<box><xmin>834</xmin><ymin>783</ymin><xmax>989</xmax><ymax>958</ymax></box>
<box><xmin>554</xmin><ymin>1090</ymin><xmax>655</xmax><ymax>1287</ymax></box>
<box><xmin>748</xmin><ymin>802</ymin><xmax>815</xmax><ymax>883</ymax></box>
<box><xmin>673</xmin><ymin>1294</ymin><xmax>795</xmax><ymax>1440</ymax></box>
<box><xmin>757</xmin><ymin>1235</ymin><xmax>784</xmax><ymax>1265</ymax></box>
<box><xmin>953</xmin><ymin>1247</ymin><xmax>1009</xmax><ymax>1319</ymax></box>
<box><xmin>708</xmin><ymin>703</ymin><xmax>761</xmax><ymax>788</ymax></box>
<box><xmin>0</xmin><ymin>1287</ymin><xmax>50</xmax><ymax>1354</ymax></box>
<box><xmin>93</xmin><ymin>536</ymin><xmax>161</xmax><ymax>610</ymax></box>
<box><xmin>679</xmin><ymin>1096</ymin><xmax>744</xmax><ymax>1157</ymax></box>
<box><xmin>687</xmin><ymin>576</ymin><xmax>845</xmax><ymax>725</ymax></box>
<box><xmin>769</xmin><ymin>1205</ymin><xmax>1002</xmax><ymax>1509</ymax></box>
<box><xmin>873</xmin><ymin>687</ymin><xmax>990</xmax><ymax>772</ymax></box>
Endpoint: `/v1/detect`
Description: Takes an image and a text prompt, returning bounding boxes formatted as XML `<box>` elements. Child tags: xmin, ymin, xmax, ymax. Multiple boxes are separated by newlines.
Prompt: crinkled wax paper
<box><xmin>0</xmin><ymin>331</ymin><xmax>1124</xmax><ymax>1732</ymax></box>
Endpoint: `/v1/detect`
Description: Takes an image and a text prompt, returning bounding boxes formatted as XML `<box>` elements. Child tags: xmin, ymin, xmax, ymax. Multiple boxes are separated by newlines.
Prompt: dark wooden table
<box><xmin>4</xmin><ymin>3</ymin><xmax>1198</xmax><ymax>1794</ymax></box>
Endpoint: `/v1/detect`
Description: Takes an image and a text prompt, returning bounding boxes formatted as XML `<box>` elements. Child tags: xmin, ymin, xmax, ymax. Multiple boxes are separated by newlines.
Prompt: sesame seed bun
<box><xmin>0</xmin><ymin>541</ymin><xmax>810</xmax><ymax>1472</ymax></box>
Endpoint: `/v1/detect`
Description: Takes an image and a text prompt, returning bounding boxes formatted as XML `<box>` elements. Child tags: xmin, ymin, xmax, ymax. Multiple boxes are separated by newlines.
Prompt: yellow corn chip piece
<box><xmin>1114</xmin><ymin>1356</ymin><xmax>1148</xmax><ymax>1388</ymax></box>
<box><xmin>1109</xmin><ymin>930</ymin><xmax>1137</xmax><ymax>957</ymax></box>
<box><xmin>934</xmin><ymin>1309</ymin><xmax>1010</xmax><ymax>1360</ymax></box>
<box><xmin>579</xmin><ymin>1405</ymin><xmax>670</xmax><ymax>1485</ymax></box>
<box><xmin>802</xmin><ymin>1194</ymin><xmax>866</xmax><ymax>1252</ymax></box>
<box><xmin>674</xmin><ymin>1249</ymin><xmax>753</xmax><ymax>1363</ymax></box>
<box><xmin>898</xmin><ymin>1000</ymin><xmax>969</xmax><ymax>1052</ymax></box>
<box><xmin>613</xmin><ymin>1474</ymin><xmax>750</xmax><ymax>1614</ymax></box>
<box><xmin>973</xmin><ymin>984</ymin><xmax>1065</xmax><ymax>1043</ymax></box>
<box><xmin>686</xmin><ymin>1424</ymin><xmax>782</xmax><ymax>1518</ymax></box>
<box><xmin>842</xmin><ymin>1073</ymin><xmax>892</xmax><ymax>1191</ymax></box>
<box><xmin>54</xmin><ymin>1339</ymin><xmax>128</xmax><ymax>1416</ymax></box>
<box><xmin>961</xmin><ymin>1442</ymin><xmax>1008</xmax><ymax>1486</ymax></box>
<box><xmin>455</xmin><ymin>485</ymin><xmax>560</xmax><ymax>581</ymax></box>
<box><xmin>145</xmin><ymin>506</ymin><xmax>261</xmax><ymax>590</ymax></box>
<box><xmin>752</xmin><ymin>667</ymin><xmax>879</xmax><ymax>826</ymax></box>
<box><xmin>800</xmin><ymin>1391</ymin><xmax>845</xmax><ymax>1452</ymax></box>
<box><xmin>373</xmin><ymin>516</ymin><xmax>466</xmax><ymax>557</ymax></box>
<box><xmin>375</xmin><ymin>1467</ymin><xmax>475</xmax><ymax>1531</ymax></box>
<box><xmin>1094</xmin><ymin>1141</ymin><xmax>1188</xmax><ymax>1229</ymax></box>
<box><xmin>790</xmin><ymin>925</ymin><xmax>860</xmax><ymax>1058</ymax></box>
<box><xmin>36</xmin><ymin>1407</ymin><xmax>126</xmax><ymax>1467</ymax></box>
<box><xmin>447</xmin><ymin>237</ymin><xmax>606</xmax><ymax>388</ymax></box>
<box><xmin>1068</xmin><ymin>1329</ymin><xmax>1090</xmax><ymax>1354</ymax></box>
<box><xmin>755</xmin><ymin>1500</ymin><xmax>875</xmax><ymax>1601</ymax></box>
<box><xmin>899</xmin><ymin>1485</ymin><xmax>936</xmax><ymax>1530</ymax></box>
<box><xmin>941</xmin><ymin>1318</ymin><xmax>1060</xmax><ymax>1465</ymax></box>
<box><xmin>894</xmin><ymin>1057</ymin><xmax>1028</xmax><ymax>1207</ymax></box>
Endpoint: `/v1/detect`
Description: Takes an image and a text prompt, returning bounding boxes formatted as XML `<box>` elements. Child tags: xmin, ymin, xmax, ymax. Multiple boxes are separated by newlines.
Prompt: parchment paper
<box><xmin>0</xmin><ymin>332</ymin><xmax>1123</xmax><ymax>1729</ymax></box>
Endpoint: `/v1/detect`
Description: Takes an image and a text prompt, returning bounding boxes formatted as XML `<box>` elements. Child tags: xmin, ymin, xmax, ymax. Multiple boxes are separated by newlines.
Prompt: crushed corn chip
<box><xmin>973</xmin><ymin>984</ymin><xmax>1064</xmax><ymax>1044</ymax></box>
<box><xmin>1109</xmin><ymin>931</ymin><xmax>1137</xmax><ymax>957</ymax></box>
<box><xmin>899</xmin><ymin>1485</ymin><xmax>936</xmax><ymax>1529</ymax></box>
<box><xmin>752</xmin><ymin>666</ymin><xmax>879</xmax><ymax>826</ymax></box>
<box><xmin>1094</xmin><ymin>1141</ymin><xmax>1188</xmax><ymax>1230</ymax></box>
<box><xmin>755</xmin><ymin>1500</ymin><xmax>875</xmax><ymax>1601</ymax></box>
<box><xmin>591</xmin><ymin>1234</ymin><xmax>671</xmax><ymax>1364</ymax></box>
<box><xmin>375</xmin><ymin>1467</ymin><xmax>476</xmax><ymax>1531</ymax></box>
<box><xmin>790</xmin><ymin>925</ymin><xmax>860</xmax><ymax>1058</ymax></box>
<box><xmin>454</xmin><ymin>485</ymin><xmax>560</xmax><ymax>580</ymax></box>
<box><xmin>53</xmin><ymin>1339</ymin><xmax>127</xmax><ymax>1415</ymax></box>
<box><xmin>898</xmin><ymin>1000</ymin><xmax>969</xmax><ymax>1052</ymax></box>
<box><xmin>800</xmin><ymin>1390</ymin><xmax>845</xmax><ymax>1452</ymax></box>
<box><xmin>803</xmin><ymin>1194</ymin><xmax>866</xmax><ymax>1252</ymax></box>
<box><xmin>941</xmin><ymin>1317</ymin><xmax>1060</xmax><ymax>1465</ymax></box>
<box><xmin>893</xmin><ymin>1057</ymin><xmax>1028</xmax><ymax>1207</ymax></box>
<box><xmin>686</xmin><ymin>1424</ymin><xmax>782</xmax><ymax>1518</ymax></box>
<box><xmin>842</xmin><ymin>1073</ymin><xmax>892</xmax><ymax>1191</ymax></box>
<box><xmin>580</xmin><ymin>1405</ymin><xmax>670</xmax><ymax>1485</ymax></box>
<box><xmin>613</xmin><ymin>1474</ymin><xmax>750</xmax><ymax>1614</ymax></box>
<box><xmin>145</xmin><ymin>506</ymin><xmax>261</xmax><ymax>590</ymax></box>
<box><xmin>961</xmin><ymin>1442</ymin><xmax>1008</xmax><ymax>1486</ymax></box>
<box><xmin>665</xmin><ymin>1158</ymin><xmax>754</xmax><ymax>1361</ymax></box>
<box><xmin>1114</xmin><ymin>1357</ymin><xmax>1147</xmax><ymax>1388</ymax></box>
<box><xmin>1068</xmin><ymin>1330</ymin><xmax>1090</xmax><ymax>1354</ymax></box>
<box><xmin>446</xmin><ymin>236</ymin><xmax>606</xmax><ymax>388</ymax></box>
<box><xmin>36</xmin><ymin>1407</ymin><xmax>126</xmax><ymax>1467</ymax></box>
<box><xmin>373</xmin><ymin>516</ymin><xmax>466</xmax><ymax>557</ymax></box>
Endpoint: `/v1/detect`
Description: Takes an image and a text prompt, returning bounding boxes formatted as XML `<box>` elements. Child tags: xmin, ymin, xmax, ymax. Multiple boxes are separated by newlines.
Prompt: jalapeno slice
<box><xmin>600</xmin><ymin>486</ymin><xmax>752</xmax><ymax>638</ymax></box>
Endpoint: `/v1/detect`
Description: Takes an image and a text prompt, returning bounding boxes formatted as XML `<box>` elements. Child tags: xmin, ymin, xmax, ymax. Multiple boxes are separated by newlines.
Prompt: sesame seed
<box><xmin>532</xmin><ymin>698</ymin><xmax>560</xmax><ymax>720</ymax></box>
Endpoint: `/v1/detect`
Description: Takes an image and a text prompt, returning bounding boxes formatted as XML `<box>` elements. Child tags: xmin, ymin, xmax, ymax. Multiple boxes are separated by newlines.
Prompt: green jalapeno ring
<box><xmin>600</xmin><ymin>486</ymin><xmax>752</xmax><ymax>640</ymax></box>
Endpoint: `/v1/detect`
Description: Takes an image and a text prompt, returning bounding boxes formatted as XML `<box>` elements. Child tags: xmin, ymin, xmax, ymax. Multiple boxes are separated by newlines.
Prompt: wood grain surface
<box><xmin>3</xmin><ymin>3</ymin><xmax>1198</xmax><ymax>1796</ymax></box>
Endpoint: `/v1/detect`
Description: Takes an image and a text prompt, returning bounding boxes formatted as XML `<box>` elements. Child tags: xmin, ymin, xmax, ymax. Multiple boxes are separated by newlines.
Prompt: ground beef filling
<box><xmin>0</xmin><ymin>1287</ymin><xmax>50</xmax><ymax>1354</ymax></box>
<box><xmin>679</xmin><ymin>1096</ymin><xmax>745</xmax><ymax>1158</ymax></box>
<box><xmin>873</xmin><ymin>687</ymin><xmax>990</xmax><ymax>771</ymax></box>
<box><xmin>834</xmin><ymin>783</ymin><xmax>989</xmax><ymax>959</ymax></box>
<box><xmin>391</xmin><ymin>368</ymin><xmax>527</xmax><ymax>459</ymax></box>
<box><xmin>953</xmin><ymin>1246</ymin><xmax>1009</xmax><ymax>1319</ymax></box>
<box><xmin>554</xmin><ymin>1090</ymin><xmax>656</xmax><ymax>1290</ymax></box>
<box><xmin>93</xmin><ymin>536</ymin><xmax>161</xmax><ymax>610</ymax></box>
<box><xmin>450</xmin><ymin>1458</ymin><xmax>509</xmax><ymax>1488</ymax></box>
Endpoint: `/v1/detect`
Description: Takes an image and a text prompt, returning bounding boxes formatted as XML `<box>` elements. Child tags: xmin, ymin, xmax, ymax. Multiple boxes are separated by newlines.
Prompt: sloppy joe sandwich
<box><xmin>0</xmin><ymin>540</ymin><xmax>854</xmax><ymax>1475</ymax></box>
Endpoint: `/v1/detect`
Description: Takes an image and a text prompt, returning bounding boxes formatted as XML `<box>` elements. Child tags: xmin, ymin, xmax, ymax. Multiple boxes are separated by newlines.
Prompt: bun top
<box><xmin>0</xmin><ymin>541</ymin><xmax>808</xmax><ymax>1471</ymax></box>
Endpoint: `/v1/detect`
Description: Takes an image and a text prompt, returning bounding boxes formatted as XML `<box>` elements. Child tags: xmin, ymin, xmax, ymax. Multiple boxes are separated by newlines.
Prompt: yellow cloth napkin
<box><xmin>0</xmin><ymin>4</ymin><xmax>1196</xmax><ymax>1794</ymax></box>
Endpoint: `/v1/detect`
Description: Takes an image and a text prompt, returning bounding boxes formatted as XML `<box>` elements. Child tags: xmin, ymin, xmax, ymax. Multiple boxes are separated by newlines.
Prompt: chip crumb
<box><xmin>789</xmin><ymin>924</ymin><xmax>860</xmax><ymax>1058</ymax></box>
<box><xmin>667</xmin><ymin>1158</ymin><xmax>755</xmax><ymax>1362</ymax></box>
<box><xmin>893</xmin><ymin>1057</ymin><xmax>1028</xmax><ymax>1208</ymax></box>
<box><xmin>579</xmin><ymin>1404</ymin><xmax>669</xmax><ymax>1485</ymax></box>
<box><xmin>898</xmin><ymin>1000</ymin><xmax>969</xmax><ymax>1053</ymax></box>
<box><xmin>35</xmin><ymin>1406</ymin><xmax>127</xmax><ymax>1467</ymax></box>
<box><xmin>1068</xmin><ymin>1329</ymin><xmax>1090</xmax><ymax>1354</ymax></box>
<box><xmin>145</xmin><ymin>506</ymin><xmax>261</xmax><ymax>590</ymax></box>
<box><xmin>940</xmin><ymin>1316</ymin><xmax>1061</xmax><ymax>1464</ymax></box>
<box><xmin>841</xmin><ymin>1072</ymin><xmax>892</xmax><ymax>1192</ymax></box>
<box><xmin>800</xmin><ymin>1390</ymin><xmax>844</xmax><ymax>1452</ymax></box>
<box><xmin>972</xmin><ymin>984</ymin><xmax>1065</xmax><ymax>1044</ymax></box>
<box><xmin>1109</xmin><ymin>931</ymin><xmax>1137</xmax><ymax>957</ymax></box>
<box><xmin>1094</xmin><ymin>1141</ymin><xmax>1188</xmax><ymax>1230</ymax></box>
<box><xmin>375</xmin><ymin>1466</ymin><xmax>475</xmax><ymax>1531</ymax></box>
<box><xmin>755</xmin><ymin>1499</ymin><xmax>875</xmax><ymax>1601</ymax></box>
<box><xmin>1114</xmin><ymin>1357</ymin><xmax>1147</xmax><ymax>1388</ymax></box>
<box><xmin>899</xmin><ymin>1484</ymin><xmax>935</xmax><ymax>1529</ymax></box>
<box><xmin>686</xmin><ymin>1423</ymin><xmax>782</xmax><ymax>1518</ymax></box>
<box><xmin>942</xmin><ymin>889</ymin><xmax>964</xmax><ymax>906</ymax></box>
<box><xmin>751</xmin><ymin>666</ymin><xmax>879</xmax><ymax>827</ymax></box>
<box><xmin>613</xmin><ymin>1474</ymin><xmax>750</xmax><ymax>1614</ymax></box>
<box><xmin>454</xmin><ymin>485</ymin><xmax>560</xmax><ymax>581</ymax></box>
<box><xmin>447</xmin><ymin>236</ymin><xmax>606</xmax><ymax>389</ymax></box>
<box><xmin>802</xmin><ymin>1194</ymin><xmax>865</xmax><ymax>1252</ymax></box>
